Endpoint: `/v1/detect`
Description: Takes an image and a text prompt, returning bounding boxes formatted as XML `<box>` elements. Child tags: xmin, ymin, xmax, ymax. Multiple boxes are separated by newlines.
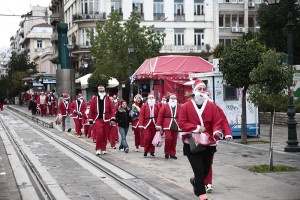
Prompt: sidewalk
<box><xmin>2</xmin><ymin>104</ymin><xmax>300</xmax><ymax>200</ymax></box>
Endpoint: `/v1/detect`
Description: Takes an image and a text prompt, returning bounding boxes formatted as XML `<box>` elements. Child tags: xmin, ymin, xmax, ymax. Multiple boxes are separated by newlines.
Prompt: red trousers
<box><xmin>108</xmin><ymin>125</ymin><xmax>118</xmax><ymax>147</ymax></box>
<box><xmin>133</xmin><ymin>128</ymin><xmax>143</xmax><ymax>148</ymax></box>
<box><xmin>90</xmin><ymin>125</ymin><xmax>97</xmax><ymax>142</ymax></box>
<box><xmin>164</xmin><ymin>130</ymin><xmax>178</xmax><ymax>156</ymax></box>
<box><xmin>143</xmin><ymin>123</ymin><xmax>156</xmax><ymax>153</ymax></box>
<box><xmin>73</xmin><ymin>118</ymin><xmax>82</xmax><ymax>136</ymax></box>
<box><xmin>40</xmin><ymin>104</ymin><xmax>47</xmax><ymax>116</ymax></box>
<box><xmin>83</xmin><ymin>125</ymin><xmax>90</xmax><ymax>137</ymax></box>
<box><xmin>0</xmin><ymin>103</ymin><xmax>3</xmax><ymax>110</ymax></box>
<box><xmin>48</xmin><ymin>103</ymin><xmax>56</xmax><ymax>116</ymax></box>
<box><xmin>204</xmin><ymin>156</ymin><xmax>214</xmax><ymax>185</ymax></box>
<box><xmin>94</xmin><ymin>119</ymin><xmax>110</xmax><ymax>151</ymax></box>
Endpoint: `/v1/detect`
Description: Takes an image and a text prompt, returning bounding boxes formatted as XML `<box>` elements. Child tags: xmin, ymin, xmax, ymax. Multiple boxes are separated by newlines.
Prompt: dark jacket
<box><xmin>116</xmin><ymin>106</ymin><xmax>131</xmax><ymax>128</ymax></box>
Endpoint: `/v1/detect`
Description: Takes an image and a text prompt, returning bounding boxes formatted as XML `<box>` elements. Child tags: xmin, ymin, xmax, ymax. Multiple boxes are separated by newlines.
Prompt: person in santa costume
<box><xmin>88</xmin><ymin>85</ymin><xmax>116</xmax><ymax>155</ymax></box>
<box><xmin>69</xmin><ymin>93</ymin><xmax>87</xmax><ymax>138</ymax></box>
<box><xmin>202</xmin><ymin>91</ymin><xmax>232</xmax><ymax>193</ymax></box>
<box><xmin>47</xmin><ymin>91</ymin><xmax>57</xmax><ymax>116</ymax></box>
<box><xmin>178</xmin><ymin>79</ymin><xmax>223</xmax><ymax>200</ymax></box>
<box><xmin>158</xmin><ymin>95</ymin><xmax>167</xmax><ymax>109</ymax></box>
<box><xmin>129</xmin><ymin>94</ymin><xmax>144</xmax><ymax>151</ymax></box>
<box><xmin>36</xmin><ymin>91</ymin><xmax>48</xmax><ymax>116</ymax></box>
<box><xmin>82</xmin><ymin>105</ymin><xmax>91</xmax><ymax>137</ymax></box>
<box><xmin>156</xmin><ymin>93</ymin><xmax>181</xmax><ymax>159</ymax></box>
<box><xmin>108</xmin><ymin>96</ymin><xmax>119</xmax><ymax>149</ymax></box>
<box><xmin>138</xmin><ymin>93</ymin><xmax>160</xmax><ymax>157</ymax></box>
<box><xmin>57</xmin><ymin>93</ymin><xmax>71</xmax><ymax>132</ymax></box>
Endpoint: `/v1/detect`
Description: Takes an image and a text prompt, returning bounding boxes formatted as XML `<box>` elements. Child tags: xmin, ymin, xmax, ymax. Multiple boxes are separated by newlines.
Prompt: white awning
<box><xmin>75</xmin><ymin>73</ymin><xmax>119</xmax><ymax>89</ymax></box>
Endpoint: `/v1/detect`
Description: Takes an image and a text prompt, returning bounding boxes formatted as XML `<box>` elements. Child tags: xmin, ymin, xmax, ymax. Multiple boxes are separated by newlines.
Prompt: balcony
<box><xmin>50</xmin><ymin>12</ymin><xmax>60</xmax><ymax>25</ymax></box>
<box><xmin>153</xmin><ymin>13</ymin><xmax>166</xmax><ymax>21</ymax></box>
<box><xmin>174</xmin><ymin>14</ymin><xmax>185</xmax><ymax>21</ymax></box>
<box><xmin>160</xmin><ymin>45</ymin><xmax>204</xmax><ymax>53</ymax></box>
<box><xmin>194</xmin><ymin>15</ymin><xmax>205</xmax><ymax>21</ymax></box>
<box><xmin>73</xmin><ymin>12</ymin><xmax>106</xmax><ymax>22</ymax></box>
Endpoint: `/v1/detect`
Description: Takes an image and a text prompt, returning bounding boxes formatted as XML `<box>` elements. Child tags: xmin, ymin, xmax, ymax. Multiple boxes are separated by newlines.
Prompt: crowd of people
<box><xmin>10</xmin><ymin>79</ymin><xmax>232</xmax><ymax>200</ymax></box>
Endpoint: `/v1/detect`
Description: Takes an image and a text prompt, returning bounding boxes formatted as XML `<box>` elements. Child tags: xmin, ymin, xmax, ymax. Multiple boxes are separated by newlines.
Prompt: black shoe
<box><xmin>190</xmin><ymin>177</ymin><xmax>197</xmax><ymax>195</ymax></box>
<box><xmin>150</xmin><ymin>153</ymin><xmax>155</xmax><ymax>158</ymax></box>
<box><xmin>67</xmin><ymin>128</ymin><xmax>71</xmax><ymax>132</ymax></box>
<box><xmin>170</xmin><ymin>155</ymin><xmax>177</xmax><ymax>159</ymax></box>
<box><xmin>144</xmin><ymin>152</ymin><xmax>147</xmax><ymax>157</ymax></box>
<box><xmin>165</xmin><ymin>154</ymin><xmax>170</xmax><ymax>159</ymax></box>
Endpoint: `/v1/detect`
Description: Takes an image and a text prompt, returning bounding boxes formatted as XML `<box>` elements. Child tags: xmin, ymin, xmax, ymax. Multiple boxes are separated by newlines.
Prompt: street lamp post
<box><xmin>128</xmin><ymin>44</ymin><xmax>135</xmax><ymax>105</ymax></box>
<box><xmin>267</xmin><ymin>0</ymin><xmax>300</xmax><ymax>152</ymax></box>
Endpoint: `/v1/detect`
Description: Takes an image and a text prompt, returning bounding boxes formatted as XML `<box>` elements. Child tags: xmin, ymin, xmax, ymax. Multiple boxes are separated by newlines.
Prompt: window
<box><xmin>154</xmin><ymin>0</ymin><xmax>164</xmax><ymax>14</ymax></box>
<box><xmin>225</xmin><ymin>15</ymin><xmax>231</xmax><ymax>27</ymax></box>
<box><xmin>219</xmin><ymin>15</ymin><xmax>224</xmax><ymax>27</ymax></box>
<box><xmin>81</xmin><ymin>29</ymin><xmax>91</xmax><ymax>47</ymax></box>
<box><xmin>224</xmin><ymin>85</ymin><xmax>238</xmax><ymax>101</ymax></box>
<box><xmin>81</xmin><ymin>0</ymin><xmax>99</xmax><ymax>15</ymax></box>
<box><xmin>37</xmin><ymin>40</ymin><xmax>42</xmax><ymax>48</ymax></box>
<box><xmin>133</xmin><ymin>3</ymin><xmax>143</xmax><ymax>14</ymax></box>
<box><xmin>194</xmin><ymin>29</ymin><xmax>204</xmax><ymax>49</ymax></box>
<box><xmin>194</xmin><ymin>0</ymin><xmax>204</xmax><ymax>15</ymax></box>
<box><xmin>174</xmin><ymin>0</ymin><xmax>184</xmax><ymax>15</ymax></box>
<box><xmin>239</xmin><ymin>15</ymin><xmax>244</xmax><ymax>27</ymax></box>
<box><xmin>112</xmin><ymin>1</ymin><xmax>122</xmax><ymax>13</ymax></box>
<box><xmin>174</xmin><ymin>28</ymin><xmax>184</xmax><ymax>46</ymax></box>
<box><xmin>155</xmin><ymin>28</ymin><xmax>165</xmax><ymax>44</ymax></box>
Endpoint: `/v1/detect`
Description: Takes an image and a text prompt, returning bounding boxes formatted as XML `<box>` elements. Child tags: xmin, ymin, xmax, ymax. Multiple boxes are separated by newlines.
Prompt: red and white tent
<box><xmin>133</xmin><ymin>55</ymin><xmax>213</xmax><ymax>103</ymax></box>
<box><xmin>134</xmin><ymin>55</ymin><xmax>213</xmax><ymax>80</ymax></box>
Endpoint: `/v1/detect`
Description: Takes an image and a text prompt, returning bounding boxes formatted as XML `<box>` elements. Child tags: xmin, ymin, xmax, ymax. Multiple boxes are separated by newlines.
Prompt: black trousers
<box><xmin>186</xmin><ymin>146</ymin><xmax>216</xmax><ymax>196</ymax></box>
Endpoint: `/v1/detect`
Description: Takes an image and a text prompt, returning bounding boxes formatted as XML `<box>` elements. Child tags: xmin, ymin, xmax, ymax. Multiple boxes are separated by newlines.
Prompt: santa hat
<box><xmin>162</xmin><ymin>95</ymin><xmax>166</xmax><ymax>100</ymax></box>
<box><xmin>134</xmin><ymin>94</ymin><xmax>143</xmax><ymax>102</ymax></box>
<box><xmin>77</xmin><ymin>93</ymin><xmax>83</xmax><ymax>99</ymax></box>
<box><xmin>113</xmin><ymin>94</ymin><xmax>117</xmax><ymax>98</ymax></box>
<box><xmin>98</xmin><ymin>85</ymin><xmax>105</xmax><ymax>90</ymax></box>
<box><xmin>193</xmin><ymin>79</ymin><xmax>206</xmax><ymax>93</ymax></box>
<box><xmin>148</xmin><ymin>93</ymin><xmax>154</xmax><ymax>98</ymax></box>
<box><xmin>169</xmin><ymin>93</ymin><xmax>176</xmax><ymax>98</ymax></box>
<box><xmin>63</xmin><ymin>93</ymin><xmax>70</xmax><ymax>100</ymax></box>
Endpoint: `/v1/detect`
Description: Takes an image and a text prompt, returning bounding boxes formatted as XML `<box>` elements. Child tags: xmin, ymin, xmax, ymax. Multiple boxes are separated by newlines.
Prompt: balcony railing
<box><xmin>161</xmin><ymin>45</ymin><xmax>204</xmax><ymax>52</ymax></box>
<box><xmin>153</xmin><ymin>13</ymin><xmax>166</xmax><ymax>21</ymax></box>
<box><xmin>174</xmin><ymin>14</ymin><xmax>185</xmax><ymax>21</ymax></box>
<box><xmin>73</xmin><ymin>12</ymin><xmax>106</xmax><ymax>21</ymax></box>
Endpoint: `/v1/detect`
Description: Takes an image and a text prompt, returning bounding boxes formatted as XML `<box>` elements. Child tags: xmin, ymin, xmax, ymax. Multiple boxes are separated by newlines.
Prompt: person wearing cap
<box><xmin>158</xmin><ymin>95</ymin><xmax>167</xmax><ymax>108</ymax></box>
<box><xmin>129</xmin><ymin>94</ymin><xmax>144</xmax><ymax>151</ymax></box>
<box><xmin>202</xmin><ymin>90</ymin><xmax>232</xmax><ymax>193</ymax></box>
<box><xmin>178</xmin><ymin>79</ymin><xmax>223</xmax><ymax>200</ymax></box>
<box><xmin>47</xmin><ymin>91</ymin><xmax>57</xmax><ymax>116</ymax></box>
<box><xmin>58</xmin><ymin>93</ymin><xmax>71</xmax><ymax>132</ymax></box>
<box><xmin>88</xmin><ymin>85</ymin><xmax>116</xmax><ymax>155</ymax></box>
<box><xmin>138</xmin><ymin>93</ymin><xmax>160</xmax><ymax>158</ymax></box>
<box><xmin>36</xmin><ymin>91</ymin><xmax>48</xmax><ymax>116</ymax></box>
<box><xmin>156</xmin><ymin>93</ymin><xmax>181</xmax><ymax>159</ymax></box>
<box><xmin>69</xmin><ymin>93</ymin><xmax>87</xmax><ymax>138</ymax></box>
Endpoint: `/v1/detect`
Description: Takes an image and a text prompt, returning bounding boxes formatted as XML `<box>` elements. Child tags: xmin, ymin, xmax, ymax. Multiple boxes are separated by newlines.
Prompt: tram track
<box><xmin>2</xmin><ymin>107</ymin><xmax>177</xmax><ymax>200</ymax></box>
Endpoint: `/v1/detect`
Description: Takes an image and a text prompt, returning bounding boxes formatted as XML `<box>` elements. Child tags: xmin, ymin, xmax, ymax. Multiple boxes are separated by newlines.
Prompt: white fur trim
<box><xmin>214</xmin><ymin>131</ymin><xmax>223</xmax><ymax>139</ymax></box>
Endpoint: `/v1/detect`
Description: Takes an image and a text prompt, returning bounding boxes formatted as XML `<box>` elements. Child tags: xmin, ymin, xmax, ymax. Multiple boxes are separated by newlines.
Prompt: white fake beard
<box><xmin>148</xmin><ymin>99</ymin><xmax>155</xmax><ymax>107</ymax></box>
<box><xmin>161</xmin><ymin>100</ymin><xmax>166</xmax><ymax>105</ymax></box>
<box><xmin>113</xmin><ymin>99</ymin><xmax>117</xmax><ymax>104</ymax></box>
<box><xmin>99</xmin><ymin>92</ymin><xmax>106</xmax><ymax>100</ymax></box>
<box><xmin>85</xmin><ymin>109</ymin><xmax>89</xmax><ymax>115</ymax></box>
<box><xmin>194</xmin><ymin>92</ymin><xmax>205</xmax><ymax>105</ymax></box>
<box><xmin>168</xmin><ymin>100</ymin><xmax>177</xmax><ymax>107</ymax></box>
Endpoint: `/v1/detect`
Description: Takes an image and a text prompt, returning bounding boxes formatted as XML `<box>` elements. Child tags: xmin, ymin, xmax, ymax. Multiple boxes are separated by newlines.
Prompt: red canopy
<box><xmin>134</xmin><ymin>55</ymin><xmax>213</xmax><ymax>80</ymax></box>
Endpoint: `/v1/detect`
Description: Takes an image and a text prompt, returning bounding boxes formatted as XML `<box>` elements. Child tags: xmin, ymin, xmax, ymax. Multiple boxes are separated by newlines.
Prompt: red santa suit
<box><xmin>69</xmin><ymin>94</ymin><xmax>87</xmax><ymax>137</ymax></box>
<box><xmin>130</xmin><ymin>94</ymin><xmax>144</xmax><ymax>150</ymax></box>
<box><xmin>88</xmin><ymin>87</ymin><xmax>116</xmax><ymax>153</ymax></box>
<box><xmin>47</xmin><ymin>93</ymin><xmax>57</xmax><ymax>116</ymax></box>
<box><xmin>156</xmin><ymin>94</ymin><xmax>181</xmax><ymax>158</ymax></box>
<box><xmin>82</xmin><ymin>106</ymin><xmax>90</xmax><ymax>137</ymax></box>
<box><xmin>108</xmin><ymin>97</ymin><xmax>119</xmax><ymax>148</ymax></box>
<box><xmin>36</xmin><ymin>92</ymin><xmax>48</xmax><ymax>116</ymax></box>
<box><xmin>138</xmin><ymin>94</ymin><xmax>159</xmax><ymax>157</ymax></box>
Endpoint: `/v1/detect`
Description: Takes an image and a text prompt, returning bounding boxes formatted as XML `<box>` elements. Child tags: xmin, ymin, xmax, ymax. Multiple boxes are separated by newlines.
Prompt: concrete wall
<box><xmin>259</xmin><ymin>112</ymin><xmax>300</xmax><ymax>125</ymax></box>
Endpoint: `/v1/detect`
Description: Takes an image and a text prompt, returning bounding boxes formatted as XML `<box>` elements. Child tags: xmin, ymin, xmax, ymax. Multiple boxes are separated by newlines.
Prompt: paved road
<box><xmin>1</xmin><ymin>105</ymin><xmax>300</xmax><ymax>200</ymax></box>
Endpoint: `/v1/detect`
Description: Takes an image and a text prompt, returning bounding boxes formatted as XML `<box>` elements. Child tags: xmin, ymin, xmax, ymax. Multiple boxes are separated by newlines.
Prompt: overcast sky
<box><xmin>0</xmin><ymin>0</ymin><xmax>50</xmax><ymax>51</ymax></box>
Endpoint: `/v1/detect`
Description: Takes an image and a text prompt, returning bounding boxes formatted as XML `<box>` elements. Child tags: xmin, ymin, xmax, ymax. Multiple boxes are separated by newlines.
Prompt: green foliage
<box><xmin>249</xmin><ymin>49</ymin><xmax>294</xmax><ymax>111</ymax></box>
<box><xmin>4</xmin><ymin>51</ymin><xmax>37</xmax><ymax>98</ymax></box>
<box><xmin>248</xmin><ymin>164</ymin><xmax>297</xmax><ymax>173</ymax></box>
<box><xmin>89</xmin><ymin>10</ymin><xmax>165</xmax><ymax>85</ymax></box>
<box><xmin>221</xmin><ymin>39</ymin><xmax>267</xmax><ymax>88</ymax></box>
<box><xmin>257</xmin><ymin>0</ymin><xmax>300</xmax><ymax>64</ymax></box>
<box><xmin>212</xmin><ymin>43</ymin><xmax>225</xmax><ymax>58</ymax></box>
<box><xmin>87</xmin><ymin>69</ymin><xmax>109</xmax><ymax>93</ymax></box>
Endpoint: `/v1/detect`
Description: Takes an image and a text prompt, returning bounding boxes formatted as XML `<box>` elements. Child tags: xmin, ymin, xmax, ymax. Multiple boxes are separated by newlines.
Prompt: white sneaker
<box><xmin>135</xmin><ymin>148</ymin><xmax>139</xmax><ymax>152</ymax></box>
<box><xmin>96</xmin><ymin>150</ymin><xmax>102</xmax><ymax>155</ymax></box>
<box><xmin>102</xmin><ymin>151</ymin><xmax>107</xmax><ymax>154</ymax></box>
<box><xmin>206</xmin><ymin>184</ymin><xmax>213</xmax><ymax>193</ymax></box>
<box><xmin>77</xmin><ymin>135</ymin><xmax>81</xmax><ymax>138</ymax></box>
